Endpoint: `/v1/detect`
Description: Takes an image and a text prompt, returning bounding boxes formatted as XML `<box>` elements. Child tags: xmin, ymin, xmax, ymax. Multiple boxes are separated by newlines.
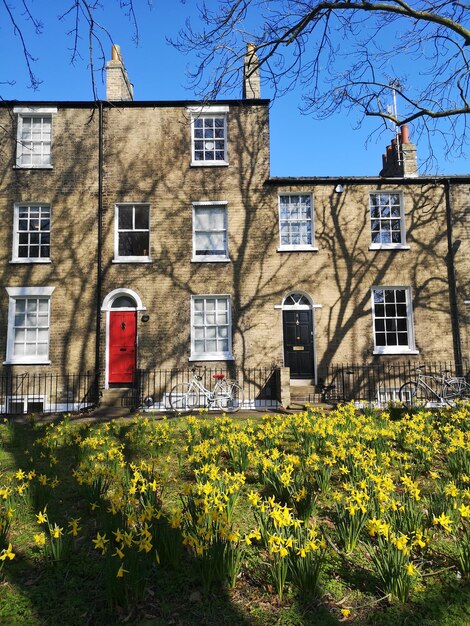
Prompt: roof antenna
<box><xmin>388</xmin><ymin>79</ymin><xmax>401</xmax><ymax>164</ymax></box>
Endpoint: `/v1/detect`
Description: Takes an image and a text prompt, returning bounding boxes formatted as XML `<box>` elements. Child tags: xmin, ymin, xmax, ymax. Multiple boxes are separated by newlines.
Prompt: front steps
<box><xmin>289</xmin><ymin>384</ymin><xmax>322</xmax><ymax>409</ymax></box>
<box><xmin>100</xmin><ymin>387</ymin><xmax>136</xmax><ymax>410</ymax></box>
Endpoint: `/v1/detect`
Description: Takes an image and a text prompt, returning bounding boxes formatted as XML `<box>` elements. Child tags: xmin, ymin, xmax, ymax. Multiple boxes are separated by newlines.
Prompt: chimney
<box><xmin>243</xmin><ymin>43</ymin><xmax>261</xmax><ymax>99</ymax></box>
<box><xmin>106</xmin><ymin>44</ymin><xmax>134</xmax><ymax>101</ymax></box>
<box><xmin>379</xmin><ymin>125</ymin><xmax>418</xmax><ymax>177</ymax></box>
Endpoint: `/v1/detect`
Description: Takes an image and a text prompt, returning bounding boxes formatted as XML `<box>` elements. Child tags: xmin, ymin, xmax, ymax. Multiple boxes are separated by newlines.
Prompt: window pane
<box><xmin>192</xmin><ymin>296</ymin><xmax>230</xmax><ymax>356</ymax></box>
<box><xmin>119</xmin><ymin>232</ymin><xmax>149</xmax><ymax>256</ymax></box>
<box><xmin>118</xmin><ymin>206</ymin><xmax>133</xmax><ymax>229</ymax></box>
<box><xmin>134</xmin><ymin>206</ymin><xmax>149</xmax><ymax>229</ymax></box>
<box><xmin>373</xmin><ymin>288</ymin><xmax>411</xmax><ymax>351</ymax></box>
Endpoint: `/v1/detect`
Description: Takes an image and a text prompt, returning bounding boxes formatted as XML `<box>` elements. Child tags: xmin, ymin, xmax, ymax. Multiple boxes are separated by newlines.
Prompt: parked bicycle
<box><xmin>399</xmin><ymin>366</ymin><xmax>470</xmax><ymax>408</ymax></box>
<box><xmin>169</xmin><ymin>367</ymin><xmax>244</xmax><ymax>413</ymax></box>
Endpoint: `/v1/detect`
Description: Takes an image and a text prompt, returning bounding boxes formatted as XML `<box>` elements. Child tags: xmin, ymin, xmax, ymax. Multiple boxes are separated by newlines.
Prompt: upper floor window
<box><xmin>278</xmin><ymin>194</ymin><xmax>316</xmax><ymax>251</ymax></box>
<box><xmin>4</xmin><ymin>287</ymin><xmax>54</xmax><ymax>365</ymax></box>
<box><xmin>192</xmin><ymin>202</ymin><xmax>229</xmax><ymax>262</ymax></box>
<box><xmin>14</xmin><ymin>107</ymin><xmax>57</xmax><ymax>168</ymax></box>
<box><xmin>189</xmin><ymin>106</ymin><xmax>229</xmax><ymax>166</ymax></box>
<box><xmin>12</xmin><ymin>204</ymin><xmax>51</xmax><ymax>263</ymax></box>
<box><xmin>371</xmin><ymin>287</ymin><xmax>417</xmax><ymax>354</ymax></box>
<box><xmin>114</xmin><ymin>204</ymin><xmax>151</xmax><ymax>262</ymax></box>
<box><xmin>369</xmin><ymin>192</ymin><xmax>407</xmax><ymax>249</ymax></box>
<box><xmin>190</xmin><ymin>295</ymin><xmax>233</xmax><ymax>361</ymax></box>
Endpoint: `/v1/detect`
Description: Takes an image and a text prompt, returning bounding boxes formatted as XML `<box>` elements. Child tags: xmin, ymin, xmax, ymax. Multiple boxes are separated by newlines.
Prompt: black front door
<box><xmin>283</xmin><ymin>309</ymin><xmax>314</xmax><ymax>378</ymax></box>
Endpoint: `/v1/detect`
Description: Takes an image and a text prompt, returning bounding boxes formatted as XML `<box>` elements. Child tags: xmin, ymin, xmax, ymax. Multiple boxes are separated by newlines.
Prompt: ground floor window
<box><xmin>4</xmin><ymin>287</ymin><xmax>54</xmax><ymax>364</ymax></box>
<box><xmin>190</xmin><ymin>295</ymin><xmax>232</xmax><ymax>360</ymax></box>
<box><xmin>372</xmin><ymin>287</ymin><xmax>416</xmax><ymax>354</ymax></box>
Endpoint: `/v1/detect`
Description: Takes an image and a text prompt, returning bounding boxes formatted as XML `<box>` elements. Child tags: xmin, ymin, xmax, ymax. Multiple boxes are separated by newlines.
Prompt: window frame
<box><xmin>190</xmin><ymin>295</ymin><xmax>234</xmax><ymax>361</ymax></box>
<box><xmin>369</xmin><ymin>191</ymin><xmax>409</xmax><ymax>250</ymax></box>
<box><xmin>113</xmin><ymin>203</ymin><xmax>152</xmax><ymax>263</ymax></box>
<box><xmin>11</xmin><ymin>203</ymin><xmax>51</xmax><ymax>264</ymax></box>
<box><xmin>188</xmin><ymin>106</ymin><xmax>229</xmax><ymax>167</ymax></box>
<box><xmin>14</xmin><ymin>107</ymin><xmax>57</xmax><ymax>169</ymax></box>
<box><xmin>192</xmin><ymin>201</ymin><xmax>230</xmax><ymax>262</ymax></box>
<box><xmin>371</xmin><ymin>286</ymin><xmax>418</xmax><ymax>355</ymax></box>
<box><xmin>4</xmin><ymin>287</ymin><xmax>55</xmax><ymax>365</ymax></box>
<box><xmin>277</xmin><ymin>193</ymin><xmax>317</xmax><ymax>252</ymax></box>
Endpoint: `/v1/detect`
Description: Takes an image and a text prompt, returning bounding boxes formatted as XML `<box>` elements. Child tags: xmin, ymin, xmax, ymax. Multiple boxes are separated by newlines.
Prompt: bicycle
<box><xmin>399</xmin><ymin>366</ymin><xmax>470</xmax><ymax>408</ymax></box>
<box><xmin>169</xmin><ymin>367</ymin><xmax>244</xmax><ymax>413</ymax></box>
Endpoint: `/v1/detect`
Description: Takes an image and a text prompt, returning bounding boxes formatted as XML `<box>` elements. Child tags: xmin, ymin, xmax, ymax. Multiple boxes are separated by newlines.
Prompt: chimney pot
<box><xmin>111</xmin><ymin>44</ymin><xmax>121</xmax><ymax>61</ymax></box>
<box><xmin>401</xmin><ymin>124</ymin><xmax>410</xmax><ymax>144</ymax></box>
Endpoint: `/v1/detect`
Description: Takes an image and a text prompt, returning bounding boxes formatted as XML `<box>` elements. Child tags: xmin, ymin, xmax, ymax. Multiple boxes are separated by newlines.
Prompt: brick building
<box><xmin>0</xmin><ymin>46</ymin><xmax>468</xmax><ymax>411</ymax></box>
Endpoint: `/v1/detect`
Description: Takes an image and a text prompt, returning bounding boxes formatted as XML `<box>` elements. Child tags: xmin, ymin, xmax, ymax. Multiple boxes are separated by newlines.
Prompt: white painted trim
<box><xmin>192</xmin><ymin>202</ymin><xmax>229</xmax><ymax>261</ymax></box>
<box><xmin>10</xmin><ymin>260</ymin><xmax>52</xmax><ymax>264</ymax></box>
<box><xmin>190</xmin><ymin>294</ymin><xmax>233</xmax><ymax>361</ymax></box>
<box><xmin>102</xmin><ymin>288</ymin><xmax>145</xmax><ymax>389</ymax></box>
<box><xmin>187</xmin><ymin>105</ymin><xmax>229</xmax><ymax>114</ymax></box>
<box><xmin>112</xmin><ymin>259</ymin><xmax>153</xmax><ymax>264</ymax></box>
<box><xmin>14</xmin><ymin>107</ymin><xmax>57</xmax><ymax>114</ymax></box>
<box><xmin>5</xmin><ymin>287</ymin><xmax>54</xmax><ymax>364</ymax></box>
<box><xmin>369</xmin><ymin>244</ymin><xmax>410</xmax><ymax>251</ymax></box>
<box><xmin>278</xmin><ymin>193</ymin><xmax>315</xmax><ymax>249</ymax></box>
<box><xmin>15</xmin><ymin>112</ymin><xmax>53</xmax><ymax>168</ymax></box>
<box><xmin>114</xmin><ymin>203</ymin><xmax>151</xmax><ymax>262</ymax></box>
<box><xmin>12</xmin><ymin>203</ymin><xmax>51</xmax><ymax>263</ymax></box>
<box><xmin>192</xmin><ymin>201</ymin><xmax>228</xmax><ymax>206</ymax></box>
<box><xmin>6</xmin><ymin>286</ymin><xmax>55</xmax><ymax>297</ymax></box>
<box><xmin>369</xmin><ymin>190</ymin><xmax>407</xmax><ymax>248</ymax></box>
<box><xmin>277</xmin><ymin>246</ymin><xmax>319</xmax><ymax>252</ymax></box>
<box><xmin>101</xmin><ymin>288</ymin><xmax>146</xmax><ymax>312</ymax></box>
<box><xmin>190</xmin><ymin>162</ymin><xmax>229</xmax><ymax>167</ymax></box>
<box><xmin>190</xmin><ymin>109</ymin><xmax>229</xmax><ymax>166</ymax></box>
<box><xmin>465</xmin><ymin>301</ymin><xmax>470</xmax><ymax>305</ymax></box>
<box><xmin>370</xmin><ymin>286</ymin><xmax>417</xmax><ymax>354</ymax></box>
<box><xmin>280</xmin><ymin>291</ymin><xmax>317</xmax><ymax>384</ymax></box>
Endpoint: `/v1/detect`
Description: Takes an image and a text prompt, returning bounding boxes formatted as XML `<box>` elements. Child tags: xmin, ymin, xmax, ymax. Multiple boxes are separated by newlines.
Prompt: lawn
<box><xmin>0</xmin><ymin>403</ymin><xmax>469</xmax><ymax>625</ymax></box>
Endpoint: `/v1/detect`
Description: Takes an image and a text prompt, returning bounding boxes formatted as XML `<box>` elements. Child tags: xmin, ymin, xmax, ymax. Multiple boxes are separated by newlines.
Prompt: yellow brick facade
<box><xmin>0</xmin><ymin>99</ymin><xmax>468</xmax><ymax>398</ymax></box>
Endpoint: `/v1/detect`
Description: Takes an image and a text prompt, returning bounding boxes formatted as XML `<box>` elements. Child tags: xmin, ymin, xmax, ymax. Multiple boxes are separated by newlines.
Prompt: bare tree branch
<box><xmin>173</xmin><ymin>0</ymin><xmax>470</xmax><ymax>168</ymax></box>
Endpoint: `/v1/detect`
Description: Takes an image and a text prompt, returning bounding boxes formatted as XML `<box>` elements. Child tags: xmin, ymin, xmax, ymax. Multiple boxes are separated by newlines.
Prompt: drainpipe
<box><xmin>95</xmin><ymin>101</ymin><xmax>104</xmax><ymax>404</ymax></box>
<box><xmin>444</xmin><ymin>179</ymin><xmax>463</xmax><ymax>375</ymax></box>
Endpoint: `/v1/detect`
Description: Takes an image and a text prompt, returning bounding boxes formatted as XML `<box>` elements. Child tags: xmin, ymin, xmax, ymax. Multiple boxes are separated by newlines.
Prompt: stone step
<box><xmin>100</xmin><ymin>387</ymin><xmax>136</xmax><ymax>408</ymax></box>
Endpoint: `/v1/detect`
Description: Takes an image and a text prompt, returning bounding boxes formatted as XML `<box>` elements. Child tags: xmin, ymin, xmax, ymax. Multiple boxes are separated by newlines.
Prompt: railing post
<box><xmin>278</xmin><ymin>367</ymin><xmax>291</xmax><ymax>409</ymax></box>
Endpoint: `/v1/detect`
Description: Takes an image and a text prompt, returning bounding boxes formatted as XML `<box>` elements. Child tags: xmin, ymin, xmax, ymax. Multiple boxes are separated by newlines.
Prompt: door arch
<box><xmin>101</xmin><ymin>289</ymin><xmax>145</xmax><ymax>387</ymax></box>
<box><xmin>282</xmin><ymin>292</ymin><xmax>315</xmax><ymax>380</ymax></box>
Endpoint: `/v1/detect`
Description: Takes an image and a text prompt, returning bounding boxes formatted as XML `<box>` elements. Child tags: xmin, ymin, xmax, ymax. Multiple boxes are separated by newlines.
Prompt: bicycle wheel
<box><xmin>169</xmin><ymin>383</ymin><xmax>197</xmax><ymax>413</ymax></box>
<box><xmin>460</xmin><ymin>381</ymin><xmax>470</xmax><ymax>401</ymax></box>
<box><xmin>442</xmin><ymin>381</ymin><xmax>460</xmax><ymax>407</ymax></box>
<box><xmin>214</xmin><ymin>381</ymin><xmax>244</xmax><ymax>413</ymax></box>
<box><xmin>399</xmin><ymin>381</ymin><xmax>418</xmax><ymax>408</ymax></box>
<box><xmin>444</xmin><ymin>380</ymin><xmax>470</xmax><ymax>404</ymax></box>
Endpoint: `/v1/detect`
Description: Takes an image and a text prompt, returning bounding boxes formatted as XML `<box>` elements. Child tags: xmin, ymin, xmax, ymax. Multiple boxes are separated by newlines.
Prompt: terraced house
<box><xmin>0</xmin><ymin>46</ymin><xmax>468</xmax><ymax>413</ymax></box>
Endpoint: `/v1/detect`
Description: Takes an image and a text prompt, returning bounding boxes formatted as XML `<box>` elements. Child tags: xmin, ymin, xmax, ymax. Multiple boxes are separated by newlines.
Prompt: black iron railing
<box><xmin>0</xmin><ymin>371</ymin><xmax>98</xmax><ymax>415</ymax></box>
<box><xmin>134</xmin><ymin>367</ymin><xmax>280</xmax><ymax>411</ymax></box>
<box><xmin>319</xmin><ymin>360</ymin><xmax>470</xmax><ymax>405</ymax></box>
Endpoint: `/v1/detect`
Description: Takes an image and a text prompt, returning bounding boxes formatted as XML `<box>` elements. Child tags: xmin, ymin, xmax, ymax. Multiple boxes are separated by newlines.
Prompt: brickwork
<box><xmin>0</xmin><ymin>97</ymin><xmax>468</xmax><ymax>391</ymax></box>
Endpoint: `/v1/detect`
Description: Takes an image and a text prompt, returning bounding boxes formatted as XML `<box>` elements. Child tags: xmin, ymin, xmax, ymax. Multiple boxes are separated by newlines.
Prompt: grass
<box><xmin>0</xmin><ymin>405</ymin><xmax>469</xmax><ymax>625</ymax></box>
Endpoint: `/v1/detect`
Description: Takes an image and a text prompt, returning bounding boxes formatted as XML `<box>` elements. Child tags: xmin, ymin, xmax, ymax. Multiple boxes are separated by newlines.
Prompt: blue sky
<box><xmin>1</xmin><ymin>1</ymin><xmax>468</xmax><ymax>177</ymax></box>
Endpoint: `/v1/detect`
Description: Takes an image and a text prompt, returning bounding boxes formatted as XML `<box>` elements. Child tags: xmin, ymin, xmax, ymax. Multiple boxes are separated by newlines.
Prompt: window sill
<box><xmin>369</xmin><ymin>244</ymin><xmax>410</xmax><ymax>251</ymax></box>
<box><xmin>190</xmin><ymin>161</ymin><xmax>229</xmax><ymax>167</ymax></box>
<box><xmin>277</xmin><ymin>246</ymin><xmax>319</xmax><ymax>253</ymax></box>
<box><xmin>189</xmin><ymin>354</ymin><xmax>235</xmax><ymax>362</ymax></box>
<box><xmin>3</xmin><ymin>360</ymin><xmax>51</xmax><ymax>365</ymax></box>
<box><xmin>373</xmin><ymin>349</ymin><xmax>419</xmax><ymax>356</ymax></box>
<box><xmin>10</xmin><ymin>259</ymin><xmax>52</xmax><ymax>264</ymax></box>
<box><xmin>191</xmin><ymin>257</ymin><xmax>231</xmax><ymax>263</ymax></box>
<box><xmin>13</xmin><ymin>165</ymin><xmax>53</xmax><ymax>170</ymax></box>
<box><xmin>112</xmin><ymin>258</ymin><xmax>152</xmax><ymax>264</ymax></box>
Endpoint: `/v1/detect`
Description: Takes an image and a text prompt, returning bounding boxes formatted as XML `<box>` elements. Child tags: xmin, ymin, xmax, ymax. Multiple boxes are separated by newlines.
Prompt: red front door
<box><xmin>109</xmin><ymin>311</ymin><xmax>137</xmax><ymax>383</ymax></box>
